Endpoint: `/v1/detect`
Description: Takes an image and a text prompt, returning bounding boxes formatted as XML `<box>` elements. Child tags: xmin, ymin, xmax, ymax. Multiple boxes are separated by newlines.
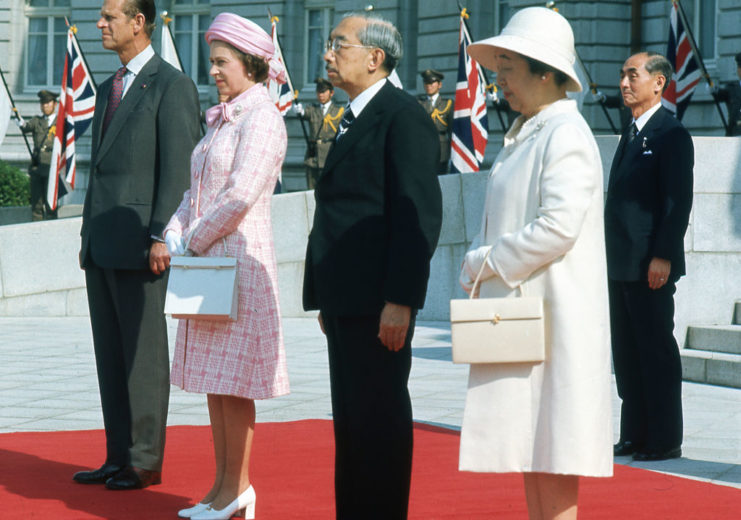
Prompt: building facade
<box><xmin>1</xmin><ymin>0</ymin><xmax>740</xmax><ymax>196</ymax></box>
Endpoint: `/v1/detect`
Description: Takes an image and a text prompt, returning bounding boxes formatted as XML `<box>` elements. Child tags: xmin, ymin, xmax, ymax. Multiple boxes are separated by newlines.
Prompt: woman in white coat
<box><xmin>458</xmin><ymin>8</ymin><xmax>613</xmax><ymax>520</ymax></box>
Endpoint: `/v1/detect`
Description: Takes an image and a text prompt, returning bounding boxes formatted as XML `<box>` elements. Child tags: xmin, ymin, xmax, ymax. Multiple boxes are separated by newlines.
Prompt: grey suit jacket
<box><xmin>81</xmin><ymin>54</ymin><xmax>200</xmax><ymax>270</ymax></box>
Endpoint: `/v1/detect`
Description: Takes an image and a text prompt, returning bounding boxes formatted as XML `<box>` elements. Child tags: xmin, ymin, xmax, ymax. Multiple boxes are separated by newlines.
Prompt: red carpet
<box><xmin>0</xmin><ymin>420</ymin><xmax>739</xmax><ymax>519</ymax></box>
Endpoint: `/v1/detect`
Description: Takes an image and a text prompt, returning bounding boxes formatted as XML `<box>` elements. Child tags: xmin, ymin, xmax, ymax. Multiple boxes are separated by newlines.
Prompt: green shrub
<box><xmin>0</xmin><ymin>160</ymin><xmax>30</xmax><ymax>207</ymax></box>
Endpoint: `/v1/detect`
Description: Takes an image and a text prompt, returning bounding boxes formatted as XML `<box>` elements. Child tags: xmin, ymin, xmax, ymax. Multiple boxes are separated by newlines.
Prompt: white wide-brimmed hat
<box><xmin>468</xmin><ymin>7</ymin><xmax>582</xmax><ymax>92</ymax></box>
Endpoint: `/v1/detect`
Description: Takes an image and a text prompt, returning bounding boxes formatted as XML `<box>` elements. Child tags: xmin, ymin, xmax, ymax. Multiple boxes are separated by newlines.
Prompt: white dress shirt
<box><xmin>121</xmin><ymin>45</ymin><xmax>155</xmax><ymax>98</ymax></box>
<box><xmin>633</xmin><ymin>101</ymin><xmax>662</xmax><ymax>133</ymax></box>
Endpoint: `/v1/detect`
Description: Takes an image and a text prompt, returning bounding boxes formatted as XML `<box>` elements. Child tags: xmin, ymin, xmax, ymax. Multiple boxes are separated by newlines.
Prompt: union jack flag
<box><xmin>450</xmin><ymin>14</ymin><xmax>488</xmax><ymax>173</ymax></box>
<box><xmin>662</xmin><ymin>0</ymin><xmax>701</xmax><ymax>120</ymax></box>
<box><xmin>47</xmin><ymin>26</ymin><xmax>96</xmax><ymax>210</ymax></box>
<box><xmin>267</xmin><ymin>17</ymin><xmax>295</xmax><ymax>115</ymax></box>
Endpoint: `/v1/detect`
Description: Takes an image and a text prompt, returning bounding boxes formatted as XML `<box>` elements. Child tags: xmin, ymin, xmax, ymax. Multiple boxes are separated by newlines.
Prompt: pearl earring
<box><xmin>541</xmin><ymin>75</ymin><xmax>547</xmax><ymax>80</ymax></box>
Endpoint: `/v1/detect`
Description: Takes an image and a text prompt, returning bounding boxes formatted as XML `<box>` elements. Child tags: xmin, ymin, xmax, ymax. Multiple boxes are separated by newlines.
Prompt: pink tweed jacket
<box><xmin>165</xmin><ymin>84</ymin><xmax>289</xmax><ymax>399</ymax></box>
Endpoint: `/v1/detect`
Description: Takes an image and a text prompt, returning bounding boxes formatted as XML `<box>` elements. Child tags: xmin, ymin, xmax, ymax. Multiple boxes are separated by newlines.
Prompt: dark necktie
<box><xmin>335</xmin><ymin>107</ymin><xmax>355</xmax><ymax>141</ymax></box>
<box><xmin>628</xmin><ymin>122</ymin><xmax>638</xmax><ymax>143</ymax></box>
<box><xmin>102</xmin><ymin>66</ymin><xmax>127</xmax><ymax>135</ymax></box>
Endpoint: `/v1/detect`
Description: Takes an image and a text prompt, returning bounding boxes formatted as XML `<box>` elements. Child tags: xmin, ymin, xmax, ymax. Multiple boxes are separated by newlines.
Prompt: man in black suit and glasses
<box><xmin>73</xmin><ymin>0</ymin><xmax>200</xmax><ymax>490</ymax></box>
<box><xmin>303</xmin><ymin>13</ymin><xmax>442</xmax><ymax>520</ymax></box>
<box><xmin>606</xmin><ymin>51</ymin><xmax>693</xmax><ymax>462</ymax></box>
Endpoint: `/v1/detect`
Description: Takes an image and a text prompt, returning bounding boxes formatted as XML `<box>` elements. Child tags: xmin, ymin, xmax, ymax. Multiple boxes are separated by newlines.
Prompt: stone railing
<box><xmin>1</xmin><ymin>136</ymin><xmax>739</xmax><ymax>347</ymax></box>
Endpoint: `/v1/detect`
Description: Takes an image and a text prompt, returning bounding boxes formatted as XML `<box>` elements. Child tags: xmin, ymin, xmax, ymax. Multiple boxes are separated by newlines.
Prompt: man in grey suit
<box><xmin>73</xmin><ymin>0</ymin><xmax>200</xmax><ymax>490</ymax></box>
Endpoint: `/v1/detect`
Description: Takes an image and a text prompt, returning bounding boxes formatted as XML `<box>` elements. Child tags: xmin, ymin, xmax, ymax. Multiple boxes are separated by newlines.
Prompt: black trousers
<box><xmin>29</xmin><ymin>172</ymin><xmax>57</xmax><ymax>221</ymax></box>
<box><xmin>85</xmin><ymin>260</ymin><xmax>170</xmax><ymax>471</ymax></box>
<box><xmin>608</xmin><ymin>278</ymin><xmax>683</xmax><ymax>451</ymax></box>
<box><xmin>323</xmin><ymin>313</ymin><xmax>415</xmax><ymax>520</ymax></box>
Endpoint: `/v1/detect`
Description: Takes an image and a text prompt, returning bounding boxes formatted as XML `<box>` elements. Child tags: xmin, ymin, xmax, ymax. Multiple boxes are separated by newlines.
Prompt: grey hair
<box><xmin>644</xmin><ymin>51</ymin><xmax>673</xmax><ymax>92</ymax></box>
<box><xmin>342</xmin><ymin>12</ymin><xmax>403</xmax><ymax>72</ymax></box>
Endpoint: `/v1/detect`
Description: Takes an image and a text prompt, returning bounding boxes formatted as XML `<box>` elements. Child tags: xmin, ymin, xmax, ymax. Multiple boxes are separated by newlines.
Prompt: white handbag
<box><xmin>450</xmin><ymin>248</ymin><xmax>545</xmax><ymax>364</ymax></box>
<box><xmin>164</xmin><ymin>127</ymin><xmax>239</xmax><ymax>322</ymax></box>
<box><xmin>164</xmin><ymin>253</ymin><xmax>239</xmax><ymax>321</ymax></box>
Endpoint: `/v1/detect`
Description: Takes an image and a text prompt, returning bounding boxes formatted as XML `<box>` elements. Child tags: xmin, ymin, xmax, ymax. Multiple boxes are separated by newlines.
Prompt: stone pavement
<box><xmin>1</xmin><ymin>317</ymin><xmax>740</xmax><ymax>489</ymax></box>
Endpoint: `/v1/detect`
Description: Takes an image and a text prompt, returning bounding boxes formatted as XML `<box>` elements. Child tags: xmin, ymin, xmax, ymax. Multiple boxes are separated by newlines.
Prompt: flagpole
<box><xmin>546</xmin><ymin>1</ymin><xmax>618</xmax><ymax>133</ymax></box>
<box><xmin>672</xmin><ymin>0</ymin><xmax>729</xmax><ymax>133</ymax></box>
<box><xmin>456</xmin><ymin>2</ymin><xmax>507</xmax><ymax>133</ymax></box>
<box><xmin>0</xmin><ymin>66</ymin><xmax>34</xmax><ymax>157</ymax></box>
<box><xmin>64</xmin><ymin>19</ymin><xmax>98</xmax><ymax>91</ymax></box>
<box><xmin>267</xmin><ymin>9</ymin><xmax>310</xmax><ymax>148</ymax></box>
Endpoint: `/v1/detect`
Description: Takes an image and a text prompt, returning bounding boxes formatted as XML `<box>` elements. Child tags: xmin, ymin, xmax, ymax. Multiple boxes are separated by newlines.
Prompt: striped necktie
<box><xmin>102</xmin><ymin>66</ymin><xmax>127</xmax><ymax>135</ymax></box>
<box><xmin>628</xmin><ymin>122</ymin><xmax>638</xmax><ymax>143</ymax></box>
<box><xmin>335</xmin><ymin>107</ymin><xmax>355</xmax><ymax>142</ymax></box>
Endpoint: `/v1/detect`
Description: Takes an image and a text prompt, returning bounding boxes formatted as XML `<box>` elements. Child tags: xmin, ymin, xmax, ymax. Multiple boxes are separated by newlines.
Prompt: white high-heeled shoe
<box><xmin>191</xmin><ymin>486</ymin><xmax>256</xmax><ymax>520</ymax></box>
<box><xmin>177</xmin><ymin>502</ymin><xmax>211</xmax><ymax>518</ymax></box>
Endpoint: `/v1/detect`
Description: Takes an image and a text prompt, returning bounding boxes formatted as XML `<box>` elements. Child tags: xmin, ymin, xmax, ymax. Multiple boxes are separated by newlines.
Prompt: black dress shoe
<box><xmin>105</xmin><ymin>466</ymin><xmax>162</xmax><ymax>490</ymax></box>
<box><xmin>73</xmin><ymin>463</ymin><xmax>124</xmax><ymax>484</ymax></box>
<box><xmin>633</xmin><ymin>447</ymin><xmax>682</xmax><ymax>461</ymax></box>
<box><xmin>613</xmin><ymin>440</ymin><xmax>640</xmax><ymax>456</ymax></box>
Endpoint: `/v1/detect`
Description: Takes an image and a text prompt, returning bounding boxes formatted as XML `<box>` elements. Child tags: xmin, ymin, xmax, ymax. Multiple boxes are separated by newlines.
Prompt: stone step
<box><xmin>686</xmin><ymin>325</ymin><xmax>741</xmax><ymax>355</ymax></box>
<box><xmin>681</xmin><ymin>348</ymin><xmax>741</xmax><ymax>389</ymax></box>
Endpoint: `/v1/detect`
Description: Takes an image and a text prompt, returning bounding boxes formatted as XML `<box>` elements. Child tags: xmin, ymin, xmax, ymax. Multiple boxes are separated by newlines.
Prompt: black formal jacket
<box><xmin>81</xmin><ymin>54</ymin><xmax>200</xmax><ymax>270</ymax></box>
<box><xmin>713</xmin><ymin>81</ymin><xmax>741</xmax><ymax>136</ymax></box>
<box><xmin>604</xmin><ymin>106</ymin><xmax>694</xmax><ymax>282</ymax></box>
<box><xmin>303</xmin><ymin>81</ymin><xmax>443</xmax><ymax>315</ymax></box>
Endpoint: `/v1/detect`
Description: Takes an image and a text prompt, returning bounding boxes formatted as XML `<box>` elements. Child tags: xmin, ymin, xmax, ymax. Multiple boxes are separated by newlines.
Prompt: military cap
<box><xmin>420</xmin><ymin>69</ymin><xmax>444</xmax><ymax>84</ymax></box>
<box><xmin>315</xmin><ymin>77</ymin><xmax>334</xmax><ymax>92</ymax></box>
<box><xmin>735</xmin><ymin>52</ymin><xmax>741</xmax><ymax>67</ymax></box>
<box><xmin>37</xmin><ymin>90</ymin><xmax>59</xmax><ymax>103</ymax></box>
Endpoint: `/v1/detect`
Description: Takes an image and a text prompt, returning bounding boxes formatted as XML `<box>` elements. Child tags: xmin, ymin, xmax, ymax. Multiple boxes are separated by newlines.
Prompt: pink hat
<box><xmin>205</xmin><ymin>12</ymin><xmax>286</xmax><ymax>84</ymax></box>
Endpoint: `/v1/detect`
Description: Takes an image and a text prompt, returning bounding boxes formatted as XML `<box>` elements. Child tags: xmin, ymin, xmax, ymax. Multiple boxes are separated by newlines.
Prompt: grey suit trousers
<box><xmin>85</xmin><ymin>260</ymin><xmax>170</xmax><ymax>471</ymax></box>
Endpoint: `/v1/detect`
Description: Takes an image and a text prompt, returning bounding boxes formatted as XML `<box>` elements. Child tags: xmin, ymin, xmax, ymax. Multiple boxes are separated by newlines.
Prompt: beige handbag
<box><xmin>450</xmin><ymin>249</ymin><xmax>545</xmax><ymax>364</ymax></box>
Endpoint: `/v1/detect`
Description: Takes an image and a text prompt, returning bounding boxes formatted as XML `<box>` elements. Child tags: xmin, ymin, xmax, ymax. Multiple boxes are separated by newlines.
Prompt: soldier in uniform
<box><xmin>712</xmin><ymin>52</ymin><xmax>741</xmax><ymax>136</ymax></box>
<box><xmin>418</xmin><ymin>69</ymin><xmax>453</xmax><ymax>174</ymax></box>
<box><xmin>14</xmin><ymin>89</ymin><xmax>59</xmax><ymax>220</ymax></box>
<box><xmin>294</xmin><ymin>78</ymin><xmax>344</xmax><ymax>189</ymax></box>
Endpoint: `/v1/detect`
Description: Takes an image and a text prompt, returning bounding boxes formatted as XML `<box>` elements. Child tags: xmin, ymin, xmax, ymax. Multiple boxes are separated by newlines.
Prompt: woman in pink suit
<box><xmin>164</xmin><ymin>13</ymin><xmax>289</xmax><ymax>520</ymax></box>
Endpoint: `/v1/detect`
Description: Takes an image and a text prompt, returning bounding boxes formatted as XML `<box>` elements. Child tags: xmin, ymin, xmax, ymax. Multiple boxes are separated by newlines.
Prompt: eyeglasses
<box><xmin>324</xmin><ymin>39</ymin><xmax>375</xmax><ymax>54</ymax></box>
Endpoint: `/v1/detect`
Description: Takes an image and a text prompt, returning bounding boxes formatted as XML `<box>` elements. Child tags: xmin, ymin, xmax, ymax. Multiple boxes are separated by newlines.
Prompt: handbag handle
<box><xmin>469</xmin><ymin>246</ymin><xmax>524</xmax><ymax>299</ymax></box>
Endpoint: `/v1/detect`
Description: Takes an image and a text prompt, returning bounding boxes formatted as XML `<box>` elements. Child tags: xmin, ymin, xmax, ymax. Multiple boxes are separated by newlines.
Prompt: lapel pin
<box><xmin>641</xmin><ymin>136</ymin><xmax>647</xmax><ymax>149</ymax></box>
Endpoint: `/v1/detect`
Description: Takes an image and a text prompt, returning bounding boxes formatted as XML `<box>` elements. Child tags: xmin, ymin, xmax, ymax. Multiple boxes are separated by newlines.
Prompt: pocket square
<box><xmin>642</xmin><ymin>150</ymin><xmax>653</xmax><ymax>155</ymax></box>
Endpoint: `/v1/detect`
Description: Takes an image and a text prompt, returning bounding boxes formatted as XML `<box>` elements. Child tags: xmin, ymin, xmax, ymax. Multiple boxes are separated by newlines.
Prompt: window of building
<box><xmin>24</xmin><ymin>0</ymin><xmax>70</xmax><ymax>88</ymax></box>
<box><xmin>304</xmin><ymin>6</ymin><xmax>333</xmax><ymax>86</ymax></box>
<box><xmin>683</xmin><ymin>0</ymin><xmax>717</xmax><ymax>61</ymax></box>
<box><xmin>495</xmin><ymin>1</ymin><xmax>511</xmax><ymax>33</ymax></box>
<box><xmin>169</xmin><ymin>0</ymin><xmax>210</xmax><ymax>87</ymax></box>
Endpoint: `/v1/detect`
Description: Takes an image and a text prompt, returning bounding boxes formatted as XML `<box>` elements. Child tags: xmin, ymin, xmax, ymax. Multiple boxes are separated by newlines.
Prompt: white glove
<box><xmin>463</xmin><ymin>246</ymin><xmax>496</xmax><ymax>284</ymax></box>
<box><xmin>293</xmin><ymin>102</ymin><xmax>305</xmax><ymax>116</ymax></box>
<box><xmin>459</xmin><ymin>266</ymin><xmax>475</xmax><ymax>294</ymax></box>
<box><xmin>164</xmin><ymin>230</ymin><xmax>185</xmax><ymax>256</ymax></box>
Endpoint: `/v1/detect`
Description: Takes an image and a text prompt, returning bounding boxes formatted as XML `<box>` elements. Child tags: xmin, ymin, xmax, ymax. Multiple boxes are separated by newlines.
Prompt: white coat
<box><xmin>459</xmin><ymin>99</ymin><xmax>613</xmax><ymax>477</ymax></box>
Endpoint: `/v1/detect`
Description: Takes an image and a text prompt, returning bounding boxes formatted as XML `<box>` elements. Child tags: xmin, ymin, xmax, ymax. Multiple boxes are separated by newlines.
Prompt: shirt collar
<box><xmin>123</xmin><ymin>45</ymin><xmax>155</xmax><ymax>76</ymax></box>
<box><xmin>429</xmin><ymin>93</ymin><xmax>439</xmax><ymax>105</ymax></box>
<box><xmin>348</xmin><ymin>78</ymin><xmax>387</xmax><ymax>119</ymax></box>
<box><xmin>633</xmin><ymin>101</ymin><xmax>662</xmax><ymax>132</ymax></box>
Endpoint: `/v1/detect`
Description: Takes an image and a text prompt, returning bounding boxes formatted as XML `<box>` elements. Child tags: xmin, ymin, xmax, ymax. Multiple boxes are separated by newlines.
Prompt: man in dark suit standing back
<box><xmin>606</xmin><ymin>51</ymin><xmax>693</xmax><ymax>462</ymax></box>
<box><xmin>73</xmin><ymin>0</ymin><xmax>200</xmax><ymax>490</ymax></box>
<box><xmin>303</xmin><ymin>13</ymin><xmax>442</xmax><ymax>520</ymax></box>
<box><xmin>711</xmin><ymin>51</ymin><xmax>741</xmax><ymax>136</ymax></box>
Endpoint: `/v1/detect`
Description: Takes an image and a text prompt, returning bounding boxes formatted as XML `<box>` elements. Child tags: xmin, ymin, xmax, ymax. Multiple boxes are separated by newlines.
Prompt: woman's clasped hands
<box><xmin>459</xmin><ymin>246</ymin><xmax>496</xmax><ymax>294</ymax></box>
